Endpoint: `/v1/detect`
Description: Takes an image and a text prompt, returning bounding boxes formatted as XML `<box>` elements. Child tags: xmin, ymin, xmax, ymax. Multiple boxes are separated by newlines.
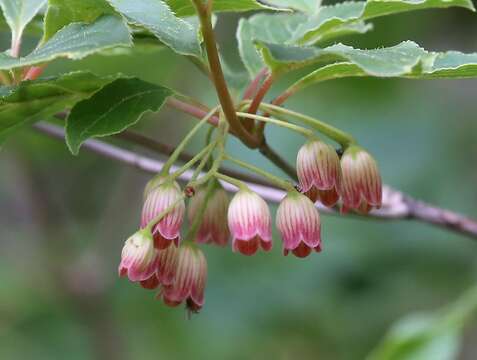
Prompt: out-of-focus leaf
<box><xmin>66</xmin><ymin>78</ymin><xmax>172</xmax><ymax>155</ymax></box>
<box><xmin>294</xmin><ymin>0</ymin><xmax>475</xmax><ymax>44</ymax></box>
<box><xmin>43</xmin><ymin>0</ymin><xmax>116</xmax><ymax>41</ymax></box>
<box><xmin>258</xmin><ymin>41</ymin><xmax>477</xmax><ymax>95</ymax></box>
<box><xmin>261</xmin><ymin>0</ymin><xmax>320</xmax><ymax>12</ymax></box>
<box><xmin>0</xmin><ymin>15</ymin><xmax>132</xmax><ymax>70</ymax></box>
<box><xmin>0</xmin><ymin>0</ymin><xmax>46</xmax><ymax>50</ymax></box>
<box><xmin>107</xmin><ymin>0</ymin><xmax>201</xmax><ymax>58</ymax></box>
<box><xmin>367</xmin><ymin>285</ymin><xmax>477</xmax><ymax>360</ymax></box>
<box><xmin>0</xmin><ymin>71</ymin><xmax>115</xmax><ymax>143</ymax></box>
<box><xmin>164</xmin><ymin>0</ymin><xmax>281</xmax><ymax>17</ymax></box>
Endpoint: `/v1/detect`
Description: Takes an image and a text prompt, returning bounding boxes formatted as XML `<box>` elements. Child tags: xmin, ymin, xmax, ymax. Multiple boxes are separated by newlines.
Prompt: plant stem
<box><xmin>247</xmin><ymin>73</ymin><xmax>275</xmax><ymax>115</ymax></box>
<box><xmin>242</xmin><ymin>68</ymin><xmax>268</xmax><ymax>100</ymax></box>
<box><xmin>167</xmin><ymin>97</ymin><xmax>219</xmax><ymax>126</ymax></box>
<box><xmin>224</xmin><ymin>154</ymin><xmax>295</xmax><ymax>192</ymax></box>
<box><xmin>161</xmin><ymin>107</ymin><xmax>218</xmax><ymax>175</ymax></box>
<box><xmin>236</xmin><ymin>112</ymin><xmax>314</xmax><ymax>138</ymax></box>
<box><xmin>191</xmin><ymin>0</ymin><xmax>259</xmax><ymax>148</ymax></box>
<box><xmin>191</xmin><ymin>141</ymin><xmax>216</xmax><ymax>181</ymax></box>
<box><xmin>215</xmin><ymin>172</ymin><xmax>249</xmax><ymax>191</ymax></box>
<box><xmin>259</xmin><ymin>103</ymin><xmax>356</xmax><ymax>147</ymax></box>
<box><xmin>166</xmin><ymin>141</ymin><xmax>217</xmax><ymax>182</ymax></box>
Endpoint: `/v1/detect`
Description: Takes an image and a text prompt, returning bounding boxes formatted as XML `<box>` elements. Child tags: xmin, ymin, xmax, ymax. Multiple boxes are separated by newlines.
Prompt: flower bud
<box><xmin>228</xmin><ymin>190</ymin><xmax>272</xmax><ymax>256</ymax></box>
<box><xmin>157</xmin><ymin>243</ymin><xmax>179</xmax><ymax>286</ymax></box>
<box><xmin>160</xmin><ymin>244</ymin><xmax>207</xmax><ymax>313</ymax></box>
<box><xmin>276</xmin><ymin>192</ymin><xmax>322</xmax><ymax>258</ymax></box>
<box><xmin>340</xmin><ymin>146</ymin><xmax>382</xmax><ymax>214</ymax></box>
<box><xmin>118</xmin><ymin>230</ymin><xmax>159</xmax><ymax>282</ymax></box>
<box><xmin>141</xmin><ymin>179</ymin><xmax>185</xmax><ymax>249</ymax></box>
<box><xmin>188</xmin><ymin>182</ymin><xmax>230</xmax><ymax>246</ymax></box>
<box><xmin>297</xmin><ymin>140</ymin><xmax>341</xmax><ymax>207</ymax></box>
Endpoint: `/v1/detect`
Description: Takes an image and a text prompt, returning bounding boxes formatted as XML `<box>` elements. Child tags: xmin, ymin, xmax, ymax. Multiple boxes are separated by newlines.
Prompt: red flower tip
<box><xmin>340</xmin><ymin>146</ymin><xmax>382</xmax><ymax>214</ymax></box>
<box><xmin>228</xmin><ymin>190</ymin><xmax>272</xmax><ymax>256</ymax></box>
<box><xmin>297</xmin><ymin>140</ymin><xmax>341</xmax><ymax>207</ymax></box>
<box><xmin>276</xmin><ymin>192</ymin><xmax>321</xmax><ymax>258</ymax></box>
<box><xmin>188</xmin><ymin>182</ymin><xmax>230</xmax><ymax>247</ymax></box>
<box><xmin>141</xmin><ymin>178</ymin><xmax>185</xmax><ymax>249</ymax></box>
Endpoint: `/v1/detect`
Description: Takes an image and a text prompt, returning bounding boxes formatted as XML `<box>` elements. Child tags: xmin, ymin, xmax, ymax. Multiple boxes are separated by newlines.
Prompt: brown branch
<box><xmin>33</xmin><ymin>122</ymin><xmax>477</xmax><ymax>240</ymax></box>
<box><xmin>191</xmin><ymin>0</ymin><xmax>259</xmax><ymax>148</ymax></box>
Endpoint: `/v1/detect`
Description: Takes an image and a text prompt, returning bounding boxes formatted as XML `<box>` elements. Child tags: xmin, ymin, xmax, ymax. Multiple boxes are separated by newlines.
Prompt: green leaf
<box><xmin>294</xmin><ymin>0</ymin><xmax>475</xmax><ymax>44</ymax></box>
<box><xmin>260</xmin><ymin>0</ymin><xmax>320</xmax><ymax>12</ymax></box>
<box><xmin>66</xmin><ymin>78</ymin><xmax>172</xmax><ymax>155</ymax></box>
<box><xmin>237</xmin><ymin>12</ymin><xmax>372</xmax><ymax>77</ymax></box>
<box><xmin>0</xmin><ymin>71</ymin><xmax>115</xmax><ymax>143</ymax></box>
<box><xmin>164</xmin><ymin>0</ymin><xmax>280</xmax><ymax>17</ymax></box>
<box><xmin>0</xmin><ymin>15</ymin><xmax>132</xmax><ymax>70</ymax></box>
<box><xmin>0</xmin><ymin>0</ymin><xmax>47</xmax><ymax>51</ymax></box>
<box><xmin>367</xmin><ymin>285</ymin><xmax>477</xmax><ymax>360</ymax></box>
<box><xmin>237</xmin><ymin>13</ymin><xmax>306</xmax><ymax>77</ymax></box>
<box><xmin>260</xmin><ymin>41</ymin><xmax>477</xmax><ymax>94</ymax></box>
<box><xmin>43</xmin><ymin>0</ymin><xmax>116</xmax><ymax>41</ymax></box>
<box><xmin>107</xmin><ymin>0</ymin><xmax>201</xmax><ymax>57</ymax></box>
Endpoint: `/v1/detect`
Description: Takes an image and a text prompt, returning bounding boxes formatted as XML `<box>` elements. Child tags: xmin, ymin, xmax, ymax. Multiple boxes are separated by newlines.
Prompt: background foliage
<box><xmin>0</xmin><ymin>1</ymin><xmax>477</xmax><ymax>359</ymax></box>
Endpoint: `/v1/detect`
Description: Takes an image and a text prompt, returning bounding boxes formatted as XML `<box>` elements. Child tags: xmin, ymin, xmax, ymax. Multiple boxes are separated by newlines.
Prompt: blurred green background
<box><xmin>1</xmin><ymin>3</ymin><xmax>477</xmax><ymax>360</ymax></box>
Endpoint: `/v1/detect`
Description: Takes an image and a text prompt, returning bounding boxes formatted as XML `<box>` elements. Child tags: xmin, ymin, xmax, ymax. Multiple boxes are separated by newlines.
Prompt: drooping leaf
<box><xmin>0</xmin><ymin>0</ymin><xmax>47</xmax><ymax>51</ymax></box>
<box><xmin>164</xmin><ymin>0</ymin><xmax>280</xmax><ymax>17</ymax></box>
<box><xmin>0</xmin><ymin>15</ymin><xmax>132</xmax><ymax>70</ymax></box>
<box><xmin>0</xmin><ymin>71</ymin><xmax>115</xmax><ymax>143</ymax></box>
<box><xmin>43</xmin><ymin>0</ymin><xmax>116</xmax><ymax>41</ymax></box>
<box><xmin>258</xmin><ymin>41</ymin><xmax>477</xmax><ymax>95</ymax></box>
<box><xmin>66</xmin><ymin>78</ymin><xmax>172</xmax><ymax>155</ymax></box>
<box><xmin>293</xmin><ymin>0</ymin><xmax>475</xmax><ymax>44</ymax></box>
<box><xmin>107</xmin><ymin>0</ymin><xmax>201</xmax><ymax>57</ymax></box>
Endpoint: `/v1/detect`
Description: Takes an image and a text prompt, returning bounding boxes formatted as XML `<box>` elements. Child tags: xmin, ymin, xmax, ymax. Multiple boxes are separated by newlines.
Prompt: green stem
<box><xmin>191</xmin><ymin>140</ymin><xmax>216</xmax><ymax>182</ymax></box>
<box><xmin>166</xmin><ymin>142</ymin><xmax>217</xmax><ymax>182</ymax></box>
<box><xmin>224</xmin><ymin>154</ymin><xmax>295</xmax><ymax>192</ymax></box>
<box><xmin>187</xmin><ymin>114</ymin><xmax>228</xmax><ymax>188</ymax></box>
<box><xmin>236</xmin><ymin>112</ymin><xmax>315</xmax><ymax>138</ymax></box>
<box><xmin>215</xmin><ymin>172</ymin><xmax>249</xmax><ymax>191</ymax></box>
<box><xmin>161</xmin><ymin>106</ymin><xmax>218</xmax><ymax>175</ymax></box>
<box><xmin>258</xmin><ymin>102</ymin><xmax>356</xmax><ymax>147</ymax></box>
<box><xmin>145</xmin><ymin>196</ymin><xmax>185</xmax><ymax>232</ymax></box>
<box><xmin>191</xmin><ymin>0</ymin><xmax>259</xmax><ymax>148</ymax></box>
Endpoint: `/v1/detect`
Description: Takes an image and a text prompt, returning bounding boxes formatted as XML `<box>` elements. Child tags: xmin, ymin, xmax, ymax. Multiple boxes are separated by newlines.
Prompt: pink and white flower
<box><xmin>227</xmin><ymin>190</ymin><xmax>272</xmax><ymax>256</ymax></box>
<box><xmin>340</xmin><ymin>146</ymin><xmax>382</xmax><ymax>214</ymax></box>
<box><xmin>297</xmin><ymin>140</ymin><xmax>341</xmax><ymax>207</ymax></box>
<box><xmin>118</xmin><ymin>230</ymin><xmax>159</xmax><ymax>282</ymax></box>
<box><xmin>188</xmin><ymin>183</ymin><xmax>230</xmax><ymax>246</ymax></box>
<box><xmin>276</xmin><ymin>192</ymin><xmax>322</xmax><ymax>258</ymax></box>
<box><xmin>159</xmin><ymin>244</ymin><xmax>207</xmax><ymax>313</ymax></box>
<box><xmin>141</xmin><ymin>179</ymin><xmax>185</xmax><ymax>249</ymax></box>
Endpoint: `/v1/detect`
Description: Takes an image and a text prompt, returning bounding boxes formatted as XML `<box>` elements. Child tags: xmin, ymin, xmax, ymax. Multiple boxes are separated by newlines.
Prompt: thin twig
<box><xmin>33</xmin><ymin>122</ymin><xmax>477</xmax><ymax>240</ymax></box>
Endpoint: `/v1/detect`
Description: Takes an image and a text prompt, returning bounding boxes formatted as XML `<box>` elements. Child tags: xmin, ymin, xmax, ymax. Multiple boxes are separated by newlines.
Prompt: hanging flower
<box><xmin>340</xmin><ymin>146</ymin><xmax>382</xmax><ymax>214</ymax></box>
<box><xmin>228</xmin><ymin>189</ymin><xmax>272</xmax><ymax>256</ymax></box>
<box><xmin>118</xmin><ymin>230</ymin><xmax>159</xmax><ymax>282</ymax></box>
<box><xmin>297</xmin><ymin>139</ymin><xmax>341</xmax><ymax>207</ymax></box>
<box><xmin>159</xmin><ymin>244</ymin><xmax>207</xmax><ymax>314</ymax></box>
<box><xmin>188</xmin><ymin>182</ymin><xmax>230</xmax><ymax>246</ymax></box>
<box><xmin>276</xmin><ymin>192</ymin><xmax>322</xmax><ymax>258</ymax></box>
<box><xmin>141</xmin><ymin>178</ymin><xmax>185</xmax><ymax>249</ymax></box>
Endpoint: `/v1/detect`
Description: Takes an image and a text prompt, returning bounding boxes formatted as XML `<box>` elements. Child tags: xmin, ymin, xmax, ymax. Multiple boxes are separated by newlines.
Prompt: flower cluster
<box><xmin>119</xmin><ymin>141</ymin><xmax>382</xmax><ymax>313</ymax></box>
<box><xmin>297</xmin><ymin>140</ymin><xmax>382</xmax><ymax>214</ymax></box>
